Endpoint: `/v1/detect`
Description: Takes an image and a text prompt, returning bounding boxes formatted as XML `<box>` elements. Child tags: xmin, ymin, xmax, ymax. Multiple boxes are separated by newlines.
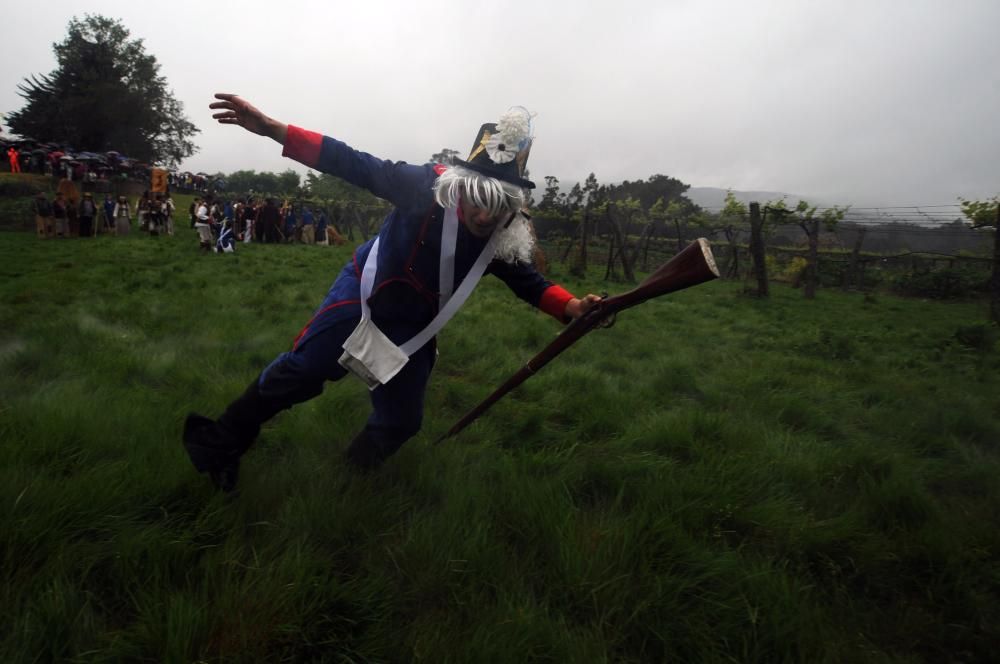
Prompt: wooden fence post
<box><xmin>803</xmin><ymin>219</ymin><xmax>820</xmax><ymax>299</ymax></box>
<box><xmin>992</xmin><ymin>204</ymin><xmax>1000</xmax><ymax>324</ymax></box>
<box><xmin>843</xmin><ymin>228</ymin><xmax>866</xmax><ymax>291</ymax></box>
<box><xmin>749</xmin><ymin>202</ymin><xmax>769</xmax><ymax>297</ymax></box>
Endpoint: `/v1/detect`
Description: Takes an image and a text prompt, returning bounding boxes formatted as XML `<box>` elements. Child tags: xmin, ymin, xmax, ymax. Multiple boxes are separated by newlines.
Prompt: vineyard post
<box><xmin>992</xmin><ymin>204</ymin><xmax>1000</xmax><ymax>324</ymax></box>
<box><xmin>749</xmin><ymin>202</ymin><xmax>769</xmax><ymax>297</ymax></box>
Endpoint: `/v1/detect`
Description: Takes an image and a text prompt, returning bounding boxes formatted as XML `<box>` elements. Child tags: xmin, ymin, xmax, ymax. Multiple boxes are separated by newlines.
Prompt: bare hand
<box><xmin>209</xmin><ymin>93</ymin><xmax>286</xmax><ymax>143</ymax></box>
<box><xmin>564</xmin><ymin>293</ymin><xmax>602</xmax><ymax>320</ymax></box>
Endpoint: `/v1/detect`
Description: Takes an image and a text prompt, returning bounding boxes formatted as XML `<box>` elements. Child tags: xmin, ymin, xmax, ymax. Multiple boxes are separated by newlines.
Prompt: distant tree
<box><xmin>256</xmin><ymin>172</ymin><xmax>281</xmax><ymax>195</ymax></box>
<box><xmin>960</xmin><ymin>197</ymin><xmax>1000</xmax><ymax>229</ymax></box>
<box><xmin>304</xmin><ymin>171</ymin><xmax>387</xmax><ymax>240</ymax></box>
<box><xmin>225</xmin><ymin>170</ymin><xmax>258</xmax><ymax>194</ymax></box>
<box><xmin>577</xmin><ymin>173</ymin><xmax>600</xmax><ymax>274</ymax></box>
<box><xmin>789</xmin><ymin>200</ymin><xmax>848</xmax><ymax>299</ymax></box>
<box><xmin>960</xmin><ymin>196</ymin><xmax>1000</xmax><ymax>323</ymax></box>
<box><xmin>650</xmin><ymin>197</ymin><xmax>693</xmax><ymax>254</ymax></box>
<box><xmin>605</xmin><ymin>174</ymin><xmax>691</xmax><ymax>211</ymax></box>
<box><xmin>718</xmin><ymin>191</ymin><xmax>748</xmax><ymax>278</ymax></box>
<box><xmin>276</xmin><ymin>169</ymin><xmax>301</xmax><ymax>195</ymax></box>
<box><xmin>304</xmin><ymin>171</ymin><xmax>379</xmax><ymax>203</ymax></box>
<box><xmin>430</xmin><ymin>148</ymin><xmax>460</xmax><ymax>165</ymax></box>
<box><xmin>539</xmin><ymin>176</ymin><xmax>562</xmax><ymax>212</ymax></box>
<box><xmin>5</xmin><ymin>15</ymin><xmax>198</xmax><ymax>167</ymax></box>
<box><xmin>604</xmin><ymin>196</ymin><xmax>640</xmax><ymax>282</ymax></box>
<box><xmin>223</xmin><ymin>169</ymin><xmax>302</xmax><ymax>196</ymax></box>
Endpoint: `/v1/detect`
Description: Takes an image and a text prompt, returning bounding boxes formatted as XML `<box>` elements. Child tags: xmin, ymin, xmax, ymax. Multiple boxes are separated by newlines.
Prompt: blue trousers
<box><xmin>257</xmin><ymin>317</ymin><xmax>436</xmax><ymax>447</ymax></box>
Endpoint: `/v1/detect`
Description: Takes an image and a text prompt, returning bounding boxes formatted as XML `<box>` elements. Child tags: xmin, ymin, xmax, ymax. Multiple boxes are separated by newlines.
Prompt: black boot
<box><xmin>183</xmin><ymin>378</ymin><xmax>282</xmax><ymax>492</ymax></box>
<box><xmin>343</xmin><ymin>428</ymin><xmax>408</xmax><ymax>471</ymax></box>
<box><xmin>182</xmin><ymin>414</ymin><xmax>242</xmax><ymax>492</ymax></box>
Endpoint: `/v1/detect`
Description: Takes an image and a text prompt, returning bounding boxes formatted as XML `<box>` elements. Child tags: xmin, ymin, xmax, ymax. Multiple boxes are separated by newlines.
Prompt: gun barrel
<box><xmin>437</xmin><ymin>238</ymin><xmax>719</xmax><ymax>443</ymax></box>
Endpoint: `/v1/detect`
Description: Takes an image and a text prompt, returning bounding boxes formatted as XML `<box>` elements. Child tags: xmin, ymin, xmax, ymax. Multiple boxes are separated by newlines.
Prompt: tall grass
<box><xmin>1</xmin><ymin>229</ymin><xmax>998</xmax><ymax>662</ymax></box>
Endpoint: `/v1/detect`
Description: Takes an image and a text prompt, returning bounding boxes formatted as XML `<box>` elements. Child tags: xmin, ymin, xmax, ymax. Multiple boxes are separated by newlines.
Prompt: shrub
<box><xmin>0</xmin><ymin>175</ymin><xmax>51</xmax><ymax>230</ymax></box>
<box><xmin>889</xmin><ymin>267</ymin><xmax>990</xmax><ymax>299</ymax></box>
<box><xmin>781</xmin><ymin>256</ymin><xmax>808</xmax><ymax>283</ymax></box>
<box><xmin>0</xmin><ymin>174</ymin><xmax>48</xmax><ymax>197</ymax></box>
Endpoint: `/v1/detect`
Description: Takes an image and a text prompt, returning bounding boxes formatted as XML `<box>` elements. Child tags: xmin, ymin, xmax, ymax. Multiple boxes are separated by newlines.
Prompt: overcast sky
<box><xmin>3</xmin><ymin>0</ymin><xmax>998</xmax><ymax>206</ymax></box>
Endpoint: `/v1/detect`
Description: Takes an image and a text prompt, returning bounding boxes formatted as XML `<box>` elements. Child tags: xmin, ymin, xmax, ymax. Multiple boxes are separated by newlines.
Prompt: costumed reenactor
<box><xmin>78</xmin><ymin>192</ymin><xmax>97</xmax><ymax>238</ymax></box>
<box><xmin>189</xmin><ymin>196</ymin><xmax>201</xmax><ymax>229</ymax></box>
<box><xmin>257</xmin><ymin>198</ymin><xmax>281</xmax><ymax>243</ymax></box>
<box><xmin>113</xmin><ymin>195</ymin><xmax>132</xmax><ymax>236</ymax></box>
<box><xmin>300</xmin><ymin>205</ymin><xmax>315</xmax><ymax>244</ymax></box>
<box><xmin>148</xmin><ymin>195</ymin><xmax>163</xmax><ymax>236</ymax></box>
<box><xmin>216</xmin><ymin>218</ymin><xmax>236</xmax><ymax>253</ymax></box>
<box><xmin>137</xmin><ymin>191</ymin><xmax>150</xmax><ymax>231</ymax></box>
<box><xmin>52</xmin><ymin>192</ymin><xmax>68</xmax><ymax>238</ymax></box>
<box><xmin>34</xmin><ymin>192</ymin><xmax>54</xmax><ymax>239</ymax></box>
<box><xmin>102</xmin><ymin>194</ymin><xmax>116</xmax><ymax>235</ymax></box>
<box><xmin>194</xmin><ymin>196</ymin><xmax>214</xmax><ymax>251</ymax></box>
<box><xmin>242</xmin><ymin>200</ymin><xmax>256</xmax><ymax>243</ymax></box>
<box><xmin>57</xmin><ymin>178</ymin><xmax>80</xmax><ymax>236</ymax></box>
<box><xmin>182</xmin><ymin>93</ymin><xmax>601</xmax><ymax>492</ymax></box>
<box><xmin>164</xmin><ymin>195</ymin><xmax>176</xmax><ymax>235</ymax></box>
<box><xmin>315</xmin><ymin>208</ymin><xmax>330</xmax><ymax>246</ymax></box>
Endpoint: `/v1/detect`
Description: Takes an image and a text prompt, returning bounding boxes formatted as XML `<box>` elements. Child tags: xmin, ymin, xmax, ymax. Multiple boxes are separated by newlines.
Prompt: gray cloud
<box><xmin>3</xmin><ymin>0</ymin><xmax>998</xmax><ymax>206</ymax></box>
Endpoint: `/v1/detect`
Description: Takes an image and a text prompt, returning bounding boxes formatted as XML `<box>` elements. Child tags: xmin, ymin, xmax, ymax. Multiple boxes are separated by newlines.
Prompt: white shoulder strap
<box><xmin>357</xmin><ymin>206</ymin><xmax>500</xmax><ymax>357</ymax></box>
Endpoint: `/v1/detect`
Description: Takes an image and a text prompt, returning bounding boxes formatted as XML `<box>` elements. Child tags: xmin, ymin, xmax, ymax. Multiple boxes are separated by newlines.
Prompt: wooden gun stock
<box><xmin>438</xmin><ymin>238</ymin><xmax>720</xmax><ymax>442</ymax></box>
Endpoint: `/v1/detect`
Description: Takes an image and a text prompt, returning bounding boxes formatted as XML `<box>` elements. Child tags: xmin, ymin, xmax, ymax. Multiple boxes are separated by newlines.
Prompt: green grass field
<box><xmin>1</xmin><ymin>228</ymin><xmax>998</xmax><ymax>662</ymax></box>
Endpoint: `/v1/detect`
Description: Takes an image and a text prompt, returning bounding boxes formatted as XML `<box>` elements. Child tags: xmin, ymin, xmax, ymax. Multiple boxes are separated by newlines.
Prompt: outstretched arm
<box><xmin>490</xmin><ymin>260</ymin><xmax>602</xmax><ymax>323</ymax></box>
<box><xmin>209</xmin><ymin>92</ymin><xmax>434</xmax><ymax>210</ymax></box>
<box><xmin>210</xmin><ymin>93</ymin><xmax>288</xmax><ymax>145</ymax></box>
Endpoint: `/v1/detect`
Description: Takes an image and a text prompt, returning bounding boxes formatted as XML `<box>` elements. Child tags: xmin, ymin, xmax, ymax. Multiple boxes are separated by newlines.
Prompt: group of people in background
<box><xmin>32</xmin><ymin>189</ymin><xmax>175</xmax><ymax>239</ymax></box>
<box><xmin>3</xmin><ymin>140</ymin><xmax>216</xmax><ymax>190</ymax></box>
<box><xmin>188</xmin><ymin>195</ymin><xmax>343</xmax><ymax>252</ymax></box>
<box><xmin>28</xmin><ymin>184</ymin><xmax>345</xmax><ymax>251</ymax></box>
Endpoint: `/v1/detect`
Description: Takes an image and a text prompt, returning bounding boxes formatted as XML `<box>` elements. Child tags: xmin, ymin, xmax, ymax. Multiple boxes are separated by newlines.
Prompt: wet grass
<box><xmin>1</xmin><ymin>229</ymin><xmax>998</xmax><ymax>662</ymax></box>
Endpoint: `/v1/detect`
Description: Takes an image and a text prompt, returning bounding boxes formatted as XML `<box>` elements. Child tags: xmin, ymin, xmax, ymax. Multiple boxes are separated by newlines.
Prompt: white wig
<box><xmin>433</xmin><ymin>165</ymin><xmax>527</xmax><ymax>219</ymax></box>
<box><xmin>432</xmin><ymin>165</ymin><xmax>535</xmax><ymax>264</ymax></box>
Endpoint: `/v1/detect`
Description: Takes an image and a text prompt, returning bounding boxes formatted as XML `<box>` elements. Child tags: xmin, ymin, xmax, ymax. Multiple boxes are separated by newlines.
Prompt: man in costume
<box><xmin>182</xmin><ymin>93</ymin><xmax>600</xmax><ymax>492</ymax></box>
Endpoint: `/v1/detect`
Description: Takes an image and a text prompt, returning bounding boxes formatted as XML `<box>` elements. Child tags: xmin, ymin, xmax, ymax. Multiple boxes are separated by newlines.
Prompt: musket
<box><xmin>437</xmin><ymin>238</ymin><xmax>720</xmax><ymax>443</ymax></box>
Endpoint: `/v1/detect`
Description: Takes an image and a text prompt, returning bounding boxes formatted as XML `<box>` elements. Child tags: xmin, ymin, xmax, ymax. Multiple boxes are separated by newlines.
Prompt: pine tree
<box><xmin>6</xmin><ymin>15</ymin><xmax>198</xmax><ymax>167</ymax></box>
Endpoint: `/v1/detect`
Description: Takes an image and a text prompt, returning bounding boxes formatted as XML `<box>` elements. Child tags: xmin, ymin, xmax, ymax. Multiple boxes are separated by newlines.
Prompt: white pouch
<box><xmin>340</xmin><ymin>208</ymin><xmax>502</xmax><ymax>390</ymax></box>
<box><xmin>338</xmin><ymin>317</ymin><xmax>410</xmax><ymax>390</ymax></box>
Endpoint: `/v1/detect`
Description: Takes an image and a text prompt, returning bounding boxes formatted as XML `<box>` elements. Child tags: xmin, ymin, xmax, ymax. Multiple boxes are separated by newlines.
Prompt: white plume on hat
<box><xmin>486</xmin><ymin>107</ymin><xmax>533</xmax><ymax>165</ymax></box>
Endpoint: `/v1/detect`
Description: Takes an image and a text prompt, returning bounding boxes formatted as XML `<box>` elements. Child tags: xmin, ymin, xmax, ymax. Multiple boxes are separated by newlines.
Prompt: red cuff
<box><xmin>281</xmin><ymin>125</ymin><xmax>323</xmax><ymax>168</ymax></box>
<box><xmin>539</xmin><ymin>285</ymin><xmax>575</xmax><ymax>322</ymax></box>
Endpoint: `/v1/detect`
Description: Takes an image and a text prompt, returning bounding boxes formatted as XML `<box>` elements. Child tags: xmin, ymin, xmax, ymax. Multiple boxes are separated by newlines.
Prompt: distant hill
<box><xmin>685</xmin><ymin>187</ymin><xmax>810</xmax><ymax>210</ymax></box>
<box><xmin>544</xmin><ymin>182</ymin><xmax>841</xmax><ymax>210</ymax></box>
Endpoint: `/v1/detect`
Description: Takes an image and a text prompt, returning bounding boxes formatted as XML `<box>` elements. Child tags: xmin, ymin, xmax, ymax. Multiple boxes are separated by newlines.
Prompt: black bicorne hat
<box><xmin>453</xmin><ymin>107</ymin><xmax>535</xmax><ymax>189</ymax></box>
